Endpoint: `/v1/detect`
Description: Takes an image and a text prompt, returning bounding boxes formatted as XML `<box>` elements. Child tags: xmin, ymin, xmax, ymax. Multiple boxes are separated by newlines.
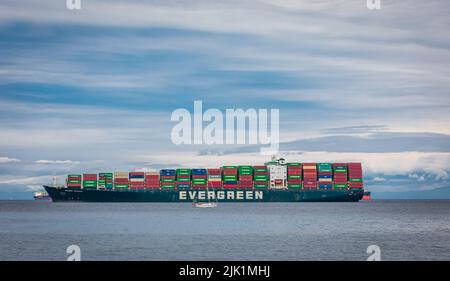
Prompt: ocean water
<box><xmin>0</xmin><ymin>200</ymin><xmax>449</xmax><ymax>261</ymax></box>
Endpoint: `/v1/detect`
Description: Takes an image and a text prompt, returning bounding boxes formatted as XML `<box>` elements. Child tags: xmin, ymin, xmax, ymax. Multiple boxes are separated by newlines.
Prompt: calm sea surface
<box><xmin>0</xmin><ymin>200</ymin><xmax>449</xmax><ymax>261</ymax></box>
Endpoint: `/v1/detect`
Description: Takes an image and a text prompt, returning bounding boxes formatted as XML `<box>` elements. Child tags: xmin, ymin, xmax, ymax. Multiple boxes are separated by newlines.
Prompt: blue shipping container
<box><xmin>192</xmin><ymin>169</ymin><xmax>207</xmax><ymax>175</ymax></box>
<box><xmin>129</xmin><ymin>174</ymin><xmax>145</xmax><ymax>179</ymax></box>
<box><xmin>160</xmin><ymin>169</ymin><xmax>176</xmax><ymax>175</ymax></box>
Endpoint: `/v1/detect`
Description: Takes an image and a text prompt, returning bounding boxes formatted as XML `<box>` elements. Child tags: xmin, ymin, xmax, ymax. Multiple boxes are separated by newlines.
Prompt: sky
<box><xmin>0</xmin><ymin>0</ymin><xmax>450</xmax><ymax>199</ymax></box>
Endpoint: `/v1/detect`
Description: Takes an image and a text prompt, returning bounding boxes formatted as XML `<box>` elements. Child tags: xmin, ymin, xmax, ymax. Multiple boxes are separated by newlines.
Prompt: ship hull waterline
<box><xmin>44</xmin><ymin>186</ymin><xmax>364</xmax><ymax>202</ymax></box>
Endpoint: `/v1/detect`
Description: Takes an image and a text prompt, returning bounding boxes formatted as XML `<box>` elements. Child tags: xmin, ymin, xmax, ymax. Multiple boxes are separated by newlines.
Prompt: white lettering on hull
<box><xmin>178</xmin><ymin>190</ymin><xmax>264</xmax><ymax>201</ymax></box>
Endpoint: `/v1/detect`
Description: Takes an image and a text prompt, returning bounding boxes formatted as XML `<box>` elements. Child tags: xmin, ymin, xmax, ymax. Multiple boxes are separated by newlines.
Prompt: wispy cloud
<box><xmin>0</xmin><ymin>156</ymin><xmax>20</xmax><ymax>163</ymax></box>
<box><xmin>35</xmin><ymin>160</ymin><xmax>80</xmax><ymax>165</ymax></box>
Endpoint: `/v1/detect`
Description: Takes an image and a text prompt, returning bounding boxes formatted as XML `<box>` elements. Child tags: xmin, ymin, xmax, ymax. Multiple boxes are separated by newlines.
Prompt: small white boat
<box><xmin>192</xmin><ymin>183</ymin><xmax>218</xmax><ymax>208</ymax></box>
<box><xmin>193</xmin><ymin>202</ymin><xmax>218</xmax><ymax>208</ymax></box>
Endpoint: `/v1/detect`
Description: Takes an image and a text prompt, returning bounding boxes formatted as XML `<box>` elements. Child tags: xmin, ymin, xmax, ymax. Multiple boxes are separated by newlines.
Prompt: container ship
<box><xmin>43</xmin><ymin>158</ymin><xmax>366</xmax><ymax>202</ymax></box>
<box><xmin>33</xmin><ymin>191</ymin><xmax>51</xmax><ymax>201</ymax></box>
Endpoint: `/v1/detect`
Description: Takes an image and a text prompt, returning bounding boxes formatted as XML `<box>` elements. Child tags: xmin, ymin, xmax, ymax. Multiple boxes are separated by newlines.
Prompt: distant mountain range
<box><xmin>374</xmin><ymin>186</ymin><xmax>450</xmax><ymax>199</ymax></box>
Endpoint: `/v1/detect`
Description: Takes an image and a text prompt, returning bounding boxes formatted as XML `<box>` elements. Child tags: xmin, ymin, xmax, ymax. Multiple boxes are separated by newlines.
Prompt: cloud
<box><xmin>372</xmin><ymin>177</ymin><xmax>386</xmax><ymax>182</ymax></box>
<box><xmin>0</xmin><ymin>156</ymin><xmax>20</xmax><ymax>163</ymax></box>
<box><xmin>322</xmin><ymin>125</ymin><xmax>388</xmax><ymax>135</ymax></box>
<box><xmin>218</xmin><ymin>131</ymin><xmax>450</xmax><ymax>154</ymax></box>
<box><xmin>0</xmin><ymin>175</ymin><xmax>55</xmax><ymax>185</ymax></box>
<box><xmin>35</xmin><ymin>160</ymin><xmax>80</xmax><ymax>165</ymax></box>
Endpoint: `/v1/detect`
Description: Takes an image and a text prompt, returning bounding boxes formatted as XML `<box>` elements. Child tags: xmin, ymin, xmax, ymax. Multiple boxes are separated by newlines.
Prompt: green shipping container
<box><xmin>192</xmin><ymin>178</ymin><xmax>207</xmax><ymax>182</ymax></box>
<box><xmin>286</xmin><ymin>163</ymin><xmax>301</xmax><ymax>166</ymax></box>
<box><xmin>67</xmin><ymin>180</ymin><xmax>81</xmax><ymax>183</ymax></box>
<box><xmin>254</xmin><ymin>168</ymin><xmax>267</xmax><ymax>172</ymax></box>
<box><xmin>161</xmin><ymin>184</ymin><xmax>175</xmax><ymax>189</ymax></box>
<box><xmin>68</xmin><ymin>174</ymin><xmax>82</xmax><ymax>178</ymax></box>
<box><xmin>161</xmin><ymin>179</ymin><xmax>175</xmax><ymax>183</ymax></box>
<box><xmin>254</xmin><ymin>184</ymin><xmax>268</xmax><ymax>188</ymax></box>
<box><xmin>288</xmin><ymin>175</ymin><xmax>301</xmax><ymax>179</ymax></box>
<box><xmin>114</xmin><ymin>185</ymin><xmax>128</xmax><ymax>189</ymax></box>
<box><xmin>334</xmin><ymin>184</ymin><xmax>347</xmax><ymax>189</ymax></box>
<box><xmin>288</xmin><ymin>184</ymin><xmax>302</xmax><ymax>188</ymax></box>
<box><xmin>349</xmin><ymin>178</ymin><xmax>362</xmax><ymax>182</ymax></box>
<box><xmin>177</xmin><ymin>178</ymin><xmax>191</xmax><ymax>182</ymax></box>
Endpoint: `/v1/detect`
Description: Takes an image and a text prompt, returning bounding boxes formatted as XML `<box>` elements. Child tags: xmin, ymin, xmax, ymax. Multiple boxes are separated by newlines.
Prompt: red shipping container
<box><xmin>145</xmin><ymin>180</ymin><xmax>160</xmax><ymax>183</ymax></box>
<box><xmin>129</xmin><ymin>172</ymin><xmax>145</xmax><ymax>176</ymax></box>
<box><xmin>288</xmin><ymin>179</ymin><xmax>302</xmax><ymax>184</ymax></box>
<box><xmin>208</xmin><ymin>182</ymin><xmax>223</xmax><ymax>188</ymax></box>
<box><xmin>238</xmin><ymin>181</ymin><xmax>253</xmax><ymax>188</ymax></box>
<box><xmin>207</xmin><ymin>169</ymin><xmax>221</xmax><ymax>175</ymax></box>
<box><xmin>223</xmin><ymin>183</ymin><xmax>238</xmax><ymax>188</ymax></box>
<box><xmin>160</xmin><ymin>175</ymin><xmax>176</xmax><ymax>180</ymax></box>
<box><xmin>348</xmin><ymin>182</ymin><xmax>363</xmax><ymax>188</ymax></box>
<box><xmin>192</xmin><ymin>184</ymin><xmax>207</xmax><ymax>188</ymax></box>
<box><xmin>192</xmin><ymin>175</ymin><xmax>207</xmax><ymax>179</ymax></box>
<box><xmin>239</xmin><ymin>175</ymin><xmax>253</xmax><ymax>180</ymax></box>
<box><xmin>83</xmin><ymin>174</ymin><xmax>97</xmax><ymax>180</ymax></box>
<box><xmin>114</xmin><ymin>178</ymin><xmax>129</xmax><ymax>182</ymax></box>
<box><xmin>145</xmin><ymin>185</ymin><xmax>160</xmax><ymax>189</ymax></box>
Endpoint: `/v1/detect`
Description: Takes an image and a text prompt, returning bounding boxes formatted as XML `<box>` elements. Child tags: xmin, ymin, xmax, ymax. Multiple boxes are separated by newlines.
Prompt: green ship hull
<box><xmin>43</xmin><ymin>186</ymin><xmax>364</xmax><ymax>202</ymax></box>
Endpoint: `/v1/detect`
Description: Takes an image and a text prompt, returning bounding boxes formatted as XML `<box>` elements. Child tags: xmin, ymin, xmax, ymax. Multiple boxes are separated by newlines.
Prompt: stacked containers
<box><xmin>207</xmin><ymin>168</ymin><xmax>223</xmax><ymax>189</ymax></box>
<box><xmin>129</xmin><ymin>172</ymin><xmax>145</xmax><ymax>190</ymax></box>
<box><xmin>253</xmin><ymin>166</ymin><xmax>268</xmax><ymax>188</ymax></box>
<box><xmin>238</xmin><ymin>165</ymin><xmax>253</xmax><ymax>189</ymax></box>
<box><xmin>333</xmin><ymin>163</ymin><xmax>348</xmax><ymax>189</ymax></box>
<box><xmin>302</xmin><ymin>163</ymin><xmax>318</xmax><ymax>189</ymax></box>
<box><xmin>98</xmin><ymin>173</ymin><xmax>113</xmax><ymax>190</ymax></box>
<box><xmin>287</xmin><ymin>163</ymin><xmax>302</xmax><ymax>188</ymax></box>
<box><xmin>269</xmin><ymin>165</ymin><xmax>287</xmax><ymax>188</ymax></box>
<box><xmin>145</xmin><ymin>171</ymin><xmax>160</xmax><ymax>189</ymax></box>
<box><xmin>348</xmin><ymin>163</ymin><xmax>363</xmax><ymax>189</ymax></box>
<box><xmin>160</xmin><ymin>169</ymin><xmax>176</xmax><ymax>189</ymax></box>
<box><xmin>192</xmin><ymin>169</ymin><xmax>207</xmax><ymax>188</ymax></box>
<box><xmin>222</xmin><ymin>166</ymin><xmax>238</xmax><ymax>188</ymax></box>
<box><xmin>67</xmin><ymin>174</ymin><xmax>82</xmax><ymax>188</ymax></box>
<box><xmin>318</xmin><ymin>163</ymin><xmax>333</xmax><ymax>189</ymax></box>
<box><xmin>114</xmin><ymin>172</ymin><xmax>129</xmax><ymax>190</ymax></box>
<box><xmin>82</xmin><ymin>174</ymin><xmax>97</xmax><ymax>189</ymax></box>
<box><xmin>176</xmin><ymin>168</ymin><xmax>191</xmax><ymax>189</ymax></box>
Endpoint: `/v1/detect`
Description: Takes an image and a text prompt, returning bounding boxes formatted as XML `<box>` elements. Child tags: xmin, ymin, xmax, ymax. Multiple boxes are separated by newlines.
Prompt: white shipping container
<box><xmin>129</xmin><ymin>178</ymin><xmax>145</xmax><ymax>182</ymax></box>
<box><xmin>268</xmin><ymin>165</ymin><xmax>287</xmax><ymax>181</ymax></box>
